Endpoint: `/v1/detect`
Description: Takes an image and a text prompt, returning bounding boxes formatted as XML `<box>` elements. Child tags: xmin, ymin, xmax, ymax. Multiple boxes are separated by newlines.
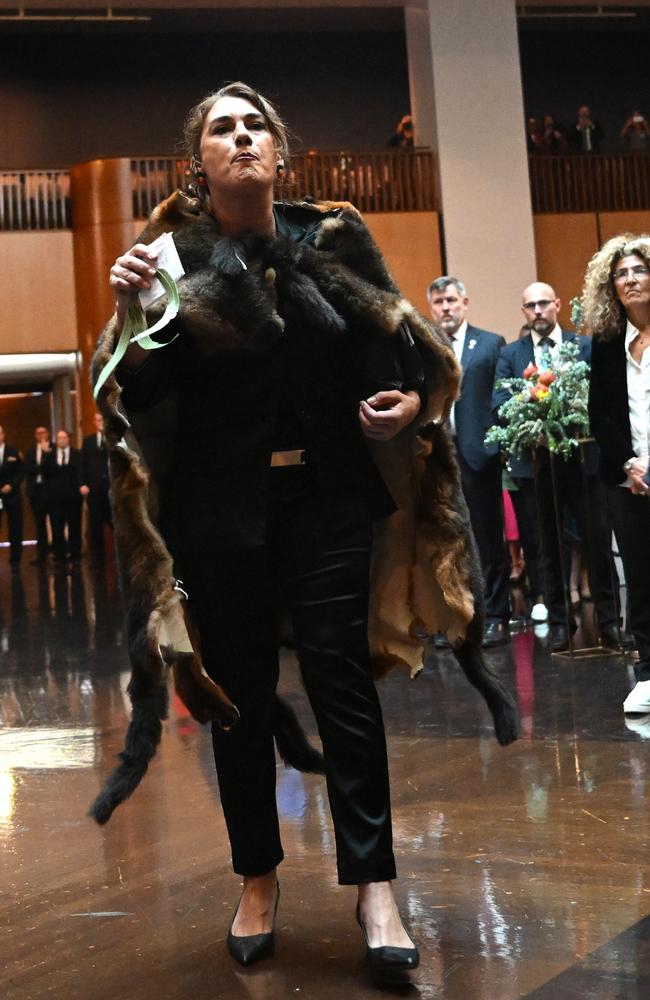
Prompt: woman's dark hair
<box><xmin>183</xmin><ymin>81</ymin><xmax>290</xmax><ymax>163</ymax></box>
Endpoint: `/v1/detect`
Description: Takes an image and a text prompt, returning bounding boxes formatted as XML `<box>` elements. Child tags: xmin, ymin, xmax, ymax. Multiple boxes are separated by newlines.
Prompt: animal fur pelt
<box><xmin>90</xmin><ymin>192</ymin><xmax>517</xmax><ymax>823</ymax></box>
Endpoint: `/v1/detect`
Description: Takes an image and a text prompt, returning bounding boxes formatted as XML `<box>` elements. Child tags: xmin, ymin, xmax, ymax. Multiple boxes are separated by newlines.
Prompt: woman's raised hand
<box><xmin>359</xmin><ymin>390</ymin><xmax>421</xmax><ymax>441</ymax></box>
<box><xmin>109</xmin><ymin>244</ymin><xmax>158</xmax><ymax>325</ymax></box>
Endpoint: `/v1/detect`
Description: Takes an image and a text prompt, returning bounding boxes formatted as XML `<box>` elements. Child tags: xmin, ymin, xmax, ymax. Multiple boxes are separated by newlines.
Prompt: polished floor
<box><xmin>1</xmin><ymin>554</ymin><xmax>649</xmax><ymax>1000</ymax></box>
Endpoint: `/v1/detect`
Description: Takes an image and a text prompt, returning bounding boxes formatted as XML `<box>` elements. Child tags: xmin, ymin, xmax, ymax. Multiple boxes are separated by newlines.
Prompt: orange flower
<box><xmin>523</xmin><ymin>363</ymin><xmax>538</xmax><ymax>380</ymax></box>
<box><xmin>531</xmin><ymin>385</ymin><xmax>550</xmax><ymax>401</ymax></box>
<box><xmin>538</xmin><ymin>370</ymin><xmax>556</xmax><ymax>386</ymax></box>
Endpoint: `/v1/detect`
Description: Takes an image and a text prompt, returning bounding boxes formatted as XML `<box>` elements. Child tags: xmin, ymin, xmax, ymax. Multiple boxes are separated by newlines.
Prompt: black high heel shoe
<box><xmin>356</xmin><ymin>904</ymin><xmax>420</xmax><ymax>972</ymax></box>
<box><xmin>227</xmin><ymin>882</ymin><xmax>280</xmax><ymax>967</ymax></box>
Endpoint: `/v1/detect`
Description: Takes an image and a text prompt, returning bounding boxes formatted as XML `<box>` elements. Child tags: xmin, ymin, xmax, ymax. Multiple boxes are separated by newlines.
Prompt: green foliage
<box><xmin>485</xmin><ymin>340</ymin><xmax>591</xmax><ymax>460</ymax></box>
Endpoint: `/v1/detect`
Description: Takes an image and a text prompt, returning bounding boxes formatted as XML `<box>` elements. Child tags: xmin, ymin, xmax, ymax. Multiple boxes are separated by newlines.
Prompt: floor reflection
<box><xmin>1</xmin><ymin>557</ymin><xmax>649</xmax><ymax>998</ymax></box>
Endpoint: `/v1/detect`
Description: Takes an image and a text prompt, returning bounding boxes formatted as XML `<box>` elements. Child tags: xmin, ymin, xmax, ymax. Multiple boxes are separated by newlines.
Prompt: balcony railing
<box><xmin>131</xmin><ymin>149</ymin><xmax>438</xmax><ymax>219</ymax></box>
<box><xmin>3</xmin><ymin>152</ymin><xmax>650</xmax><ymax>230</ymax></box>
<box><xmin>0</xmin><ymin>170</ymin><xmax>70</xmax><ymax>230</ymax></box>
<box><xmin>529</xmin><ymin>153</ymin><xmax>650</xmax><ymax>213</ymax></box>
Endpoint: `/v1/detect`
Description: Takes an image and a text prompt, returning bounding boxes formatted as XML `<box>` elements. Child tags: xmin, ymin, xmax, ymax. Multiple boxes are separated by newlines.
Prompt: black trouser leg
<box><xmin>512</xmin><ymin>479</ymin><xmax>544</xmax><ymax>601</ymax></box>
<box><xmin>275</xmin><ymin>495</ymin><xmax>395</xmax><ymax>885</ymax></box>
<box><xmin>457</xmin><ymin>451</ymin><xmax>510</xmax><ymax>625</ymax></box>
<box><xmin>49</xmin><ymin>504</ymin><xmax>67</xmax><ymax>561</ymax></box>
<box><xmin>66</xmin><ymin>500</ymin><xmax>82</xmax><ymax>559</ymax></box>
<box><xmin>527</xmin><ymin>453</ymin><xmax>572</xmax><ymax>625</ymax></box>
<box><xmin>87</xmin><ymin>491</ymin><xmax>111</xmax><ymax>560</ymax></box>
<box><xmin>606</xmin><ymin>486</ymin><xmax>650</xmax><ymax>679</ymax></box>
<box><xmin>30</xmin><ymin>488</ymin><xmax>49</xmax><ymax>557</ymax></box>
<box><xmin>4</xmin><ymin>501</ymin><xmax>23</xmax><ymax>563</ymax></box>
<box><xmin>183</xmin><ymin>545</ymin><xmax>283</xmax><ymax>878</ymax></box>
<box><xmin>565</xmin><ymin>466</ymin><xmax>617</xmax><ymax>628</ymax></box>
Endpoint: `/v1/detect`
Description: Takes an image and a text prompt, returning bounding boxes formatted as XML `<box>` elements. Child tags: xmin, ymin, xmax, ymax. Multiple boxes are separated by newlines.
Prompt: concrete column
<box><xmin>405</xmin><ymin>0</ymin><xmax>536</xmax><ymax>338</ymax></box>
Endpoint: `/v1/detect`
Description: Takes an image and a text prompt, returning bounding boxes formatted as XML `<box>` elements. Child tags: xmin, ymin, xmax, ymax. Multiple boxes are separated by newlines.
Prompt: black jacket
<box><xmin>44</xmin><ymin>448</ymin><xmax>83</xmax><ymax>504</ymax></box>
<box><xmin>588</xmin><ymin>327</ymin><xmax>636</xmax><ymax>485</ymax></box>
<box><xmin>24</xmin><ymin>444</ymin><xmax>50</xmax><ymax>499</ymax></box>
<box><xmin>81</xmin><ymin>433</ymin><xmax>110</xmax><ymax>493</ymax></box>
<box><xmin>453</xmin><ymin>324</ymin><xmax>505</xmax><ymax>472</ymax></box>
<box><xmin>0</xmin><ymin>444</ymin><xmax>24</xmax><ymax>507</ymax></box>
<box><xmin>119</xmin><ymin>203</ymin><xmax>424</xmax><ymax>553</ymax></box>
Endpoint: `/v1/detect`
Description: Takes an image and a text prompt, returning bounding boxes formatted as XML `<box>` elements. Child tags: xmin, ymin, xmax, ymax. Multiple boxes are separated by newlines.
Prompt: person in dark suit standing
<box><xmin>24</xmin><ymin>425</ymin><xmax>51</xmax><ymax>564</ymax></box>
<box><xmin>428</xmin><ymin>276</ymin><xmax>511</xmax><ymax>646</ymax></box>
<box><xmin>494</xmin><ymin>282</ymin><xmax>618</xmax><ymax>652</ymax></box>
<box><xmin>0</xmin><ymin>424</ymin><xmax>24</xmax><ymax>568</ymax></box>
<box><xmin>81</xmin><ymin>412</ymin><xmax>112</xmax><ymax>563</ymax></box>
<box><xmin>44</xmin><ymin>428</ymin><xmax>84</xmax><ymax>567</ymax></box>
<box><xmin>584</xmin><ymin>236</ymin><xmax>650</xmax><ymax>713</ymax></box>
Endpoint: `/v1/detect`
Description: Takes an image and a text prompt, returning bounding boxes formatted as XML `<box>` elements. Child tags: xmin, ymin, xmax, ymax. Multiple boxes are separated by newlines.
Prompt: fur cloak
<box><xmin>89</xmin><ymin>192</ymin><xmax>517</xmax><ymax>823</ymax></box>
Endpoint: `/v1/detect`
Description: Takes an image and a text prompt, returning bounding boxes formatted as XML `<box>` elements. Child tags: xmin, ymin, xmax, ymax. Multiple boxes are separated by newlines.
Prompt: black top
<box><xmin>119</xmin><ymin>204</ymin><xmax>424</xmax><ymax>555</ymax></box>
<box><xmin>588</xmin><ymin>328</ymin><xmax>636</xmax><ymax>485</ymax></box>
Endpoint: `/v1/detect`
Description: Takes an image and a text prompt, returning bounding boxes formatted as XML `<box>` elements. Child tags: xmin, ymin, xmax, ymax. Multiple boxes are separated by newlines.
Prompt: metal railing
<box><xmin>4</xmin><ymin>152</ymin><xmax>650</xmax><ymax>230</ymax></box>
<box><xmin>0</xmin><ymin>170</ymin><xmax>70</xmax><ymax>230</ymax></box>
<box><xmin>130</xmin><ymin>149</ymin><xmax>438</xmax><ymax>218</ymax></box>
<box><xmin>529</xmin><ymin>153</ymin><xmax>650</xmax><ymax>213</ymax></box>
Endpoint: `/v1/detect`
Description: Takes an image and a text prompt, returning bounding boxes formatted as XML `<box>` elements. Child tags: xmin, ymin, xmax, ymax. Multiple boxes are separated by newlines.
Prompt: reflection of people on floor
<box><xmin>24</xmin><ymin>426</ymin><xmax>51</xmax><ymax>565</ymax></box>
<box><xmin>44</xmin><ymin>429</ymin><xmax>84</xmax><ymax>567</ymax></box>
<box><xmin>0</xmin><ymin>424</ymin><xmax>24</xmax><ymax>569</ymax></box>
<box><xmin>81</xmin><ymin>413</ymin><xmax>112</xmax><ymax>564</ymax></box>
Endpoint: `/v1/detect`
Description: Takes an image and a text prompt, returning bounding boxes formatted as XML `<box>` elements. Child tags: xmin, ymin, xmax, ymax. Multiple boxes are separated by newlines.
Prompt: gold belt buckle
<box><xmin>270</xmin><ymin>449</ymin><xmax>306</xmax><ymax>468</ymax></box>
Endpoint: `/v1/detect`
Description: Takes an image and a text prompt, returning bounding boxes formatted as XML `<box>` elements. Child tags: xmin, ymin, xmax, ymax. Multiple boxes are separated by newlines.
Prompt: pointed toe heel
<box><xmin>356</xmin><ymin>905</ymin><xmax>420</xmax><ymax>972</ymax></box>
<box><xmin>227</xmin><ymin>882</ymin><xmax>280</xmax><ymax>967</ymax></box>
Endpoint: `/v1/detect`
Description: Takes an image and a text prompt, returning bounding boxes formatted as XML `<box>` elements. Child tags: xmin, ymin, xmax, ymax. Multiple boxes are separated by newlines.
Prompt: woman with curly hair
<box><xmin>584</xmin><ymin>234</ymin><xmax>650</xmax><ymax>713</ymax></box>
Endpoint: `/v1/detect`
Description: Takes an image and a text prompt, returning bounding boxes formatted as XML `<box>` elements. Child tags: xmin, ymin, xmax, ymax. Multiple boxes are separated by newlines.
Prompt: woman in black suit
<box><xmin>106</xmin><ymin>82</ymin><xmax>424</xmax><ymax>970</ymax></box>
<box><xmin>585</xmin><ymin>235</ymin><xmax>650</xmax><ymax>713</ymax></box>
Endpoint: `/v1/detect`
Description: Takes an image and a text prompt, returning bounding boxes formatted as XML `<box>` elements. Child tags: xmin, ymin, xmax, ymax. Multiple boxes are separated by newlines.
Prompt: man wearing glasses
<box><xmin>493</xmin><ymin>283</ymin><xmax>618</xmax><ymax>652</ymax></box>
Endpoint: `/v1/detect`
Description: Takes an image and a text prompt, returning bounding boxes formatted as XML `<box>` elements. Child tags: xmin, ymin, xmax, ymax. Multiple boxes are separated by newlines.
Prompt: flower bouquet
<box><xmin>485</xmin><ymin>340</ymin><xmax>590</xmax><ymax>460</ymax></box>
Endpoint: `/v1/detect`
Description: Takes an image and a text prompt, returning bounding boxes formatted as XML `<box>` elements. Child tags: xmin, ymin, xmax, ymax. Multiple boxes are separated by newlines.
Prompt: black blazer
<box><xmin>44</xmin><ymin>448</ymin><xmax>83</xmax><ymax>504</ymax></box>
<box><xmin>493</xmin><ymin>329</ymin><xmax>594</xmax><ymax>478</ymax></box>
<box><xmin>0</xmin><ymin>444</ymin><xmax>24</xmax><ymax>507</ymax></box>
<box><xmin>588</xmin><ymin>328</ymin><xmax>635</xmax><ymax>485</ymax></box>
<box><xmin>24</xmin><ymin>444</ymin><xmax>50</xmax><ymax>499</ymax></box>
<box><xmin>81</xmin><ymin>433</ymin><xmax>110</xmax><ymax>492</ymax></box>
<box><xmin>453</xmin><ymin>324</ymin><xmax>505</xmax><ymax>472</ymax></box>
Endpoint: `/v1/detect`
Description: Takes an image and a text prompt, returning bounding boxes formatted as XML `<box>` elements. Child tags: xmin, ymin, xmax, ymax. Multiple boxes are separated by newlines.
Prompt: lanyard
<box><xmin>94</xmin><ymin>268</ymin><xmax>180</xmax><ymax>399</ymax></box>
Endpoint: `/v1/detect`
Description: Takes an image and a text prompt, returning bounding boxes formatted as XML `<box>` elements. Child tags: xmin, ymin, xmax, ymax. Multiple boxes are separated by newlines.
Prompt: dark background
<box><xmin>0</xmin><ymin>28</ymin><xmax>410</xmax><ymax>167</ymax></box>
<box><xmin>1</xmin><ymin>16</ymin><xmax>649</xmax><ymax>168</ymax></box>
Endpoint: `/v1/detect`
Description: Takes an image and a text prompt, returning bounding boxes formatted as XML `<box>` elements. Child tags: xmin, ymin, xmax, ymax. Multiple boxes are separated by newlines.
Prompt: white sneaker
<box><xmin>530</xmin><ymin>602</ymin><xmax>548</xmax><ymax>623</ymax></box>
<box><xmin>623</xmin><ymin>680</ymin><xmax>650</xmax><ymax>714</ymax></box>
<box><xmin>625</xmin><ymin>714</ymin><xmax>650</xmax><ymax>739</ymax></box>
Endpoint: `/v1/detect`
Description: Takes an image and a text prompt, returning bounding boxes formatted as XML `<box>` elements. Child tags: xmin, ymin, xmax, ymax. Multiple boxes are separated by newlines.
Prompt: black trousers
<box><xmin>29</xmin><ymin>485</ymin><xmax>49</xmax><ymax>557</ymax></box>
<box><xmin>515</xmin><ymin>452</ymin><xmax>617</xmax><ymax>627</ymax></box>
<box><xmin>0</xmin><ymin>499</ymin><xmax>23</xmax><ymax>563</ymax></box>
<box><xmin>49</xmin><ymin>499</ymin><xmax>82</xmax><ymax>561</ymax></box>
<box><xmin>179</xmin><ymin>467</ymin><xmax>396</xmax><ymax>885</ymax></box>
<box><xmin>456</xmin><ymin>449</ymin><xmax>510</xmax><ymax>624</ymax></box>
<box><xmin>87</xmin><ymin>489</ymin><xmax>112</xmax><ymax>560</ymax></box>
<box><xmin>606</xmin><ymin>486</ymin><xmax>650</xmax><ymax>679</ymax></box>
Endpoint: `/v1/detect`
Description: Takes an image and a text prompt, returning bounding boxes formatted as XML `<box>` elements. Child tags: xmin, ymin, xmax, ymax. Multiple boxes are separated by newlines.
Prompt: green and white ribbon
<box><xmin>93</xmin><ymin>268</ymin><xmax>180</xmax><ymax>399</ymax></box>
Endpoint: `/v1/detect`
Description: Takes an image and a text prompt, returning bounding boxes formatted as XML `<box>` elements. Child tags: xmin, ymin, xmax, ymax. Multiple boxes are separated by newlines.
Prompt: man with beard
<box><xmin>494</xmin><ymin>283</ymin><xmax>618</xmax><ymax>651</ymax></box>
<box><xmin>428</xmin><ymin>276</ymin><xmax>510</xmax><ymax>646</ymax></box>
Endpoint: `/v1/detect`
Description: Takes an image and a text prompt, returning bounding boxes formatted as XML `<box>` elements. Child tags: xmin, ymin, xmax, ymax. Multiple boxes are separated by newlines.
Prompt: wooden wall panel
<box><xmin>598</xmin><ymin>212</ymin><xmax>650</xmax><ymax>242</ymax></box>
<box><xmin>0</xmin><ymin>233</ymin><xmax>77</xmax><ymax>353</ymax></box>
<box><xmin>533</xmin><ymin>214</ymin><xmax>600</xmax><ymax>332</ymax></box>
<box><xmin>364</xmin><ymin>212</ymin><xmax>441</xmax><ymax>316</ymax></box>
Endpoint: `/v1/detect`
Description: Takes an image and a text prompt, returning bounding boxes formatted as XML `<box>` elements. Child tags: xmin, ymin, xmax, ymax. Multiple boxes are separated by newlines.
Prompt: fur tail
<box><xmin>88</xmin><ymin>684</ymin><xmax>169</xmax><ymax>825</ymax></box>
<box><xmin>273</xmin><ymin>695</ymin><xmax>326</xmax><ymax>774</ymax></box>
<box><xmin>452</xmin><ymin>641</ymin><xmax>519</xmax><ymax>746</ymax></box>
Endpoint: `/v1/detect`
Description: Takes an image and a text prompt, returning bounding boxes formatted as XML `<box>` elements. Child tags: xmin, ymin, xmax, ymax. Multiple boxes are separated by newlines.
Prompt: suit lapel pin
<box><xmin>468</xmin><ymin>338</ymin><xmax>477</xmax><ymax>350</ymax></box>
